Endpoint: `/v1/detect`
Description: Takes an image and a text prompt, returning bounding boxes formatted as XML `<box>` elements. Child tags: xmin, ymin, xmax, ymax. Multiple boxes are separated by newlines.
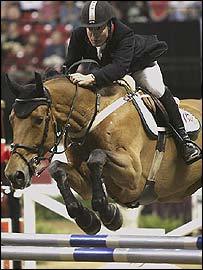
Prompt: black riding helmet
<box><xmin>80</xmin><ymin>1</ymin><xmax>115</xmax><ymax>28</ymax></box>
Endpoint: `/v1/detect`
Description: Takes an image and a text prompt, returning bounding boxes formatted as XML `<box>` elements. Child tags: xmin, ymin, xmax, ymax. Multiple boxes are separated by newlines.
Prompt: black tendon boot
<box><xmin>159</xmin><ymin>87</ymin><xmax>202</xmax><ymax>165</ymax></box>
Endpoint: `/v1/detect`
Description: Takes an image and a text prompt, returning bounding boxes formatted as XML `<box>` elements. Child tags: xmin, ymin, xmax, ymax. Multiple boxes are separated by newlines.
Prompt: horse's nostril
<box><xmin>14</xmin><ymin>171</ymin><xmax>25</xmax><ymax>182</ymax></box>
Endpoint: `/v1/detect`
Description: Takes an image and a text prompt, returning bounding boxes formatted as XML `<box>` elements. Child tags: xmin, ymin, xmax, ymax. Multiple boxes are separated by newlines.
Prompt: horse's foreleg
<box><xmin>87</xmin><ymin>149</ymin><xmax>123</xmax><ymax>231</ymax></box>
<box><xmin>48</xmin><ymin>160</ymin><xmax>101</xmax><ymax>235</ymax></box>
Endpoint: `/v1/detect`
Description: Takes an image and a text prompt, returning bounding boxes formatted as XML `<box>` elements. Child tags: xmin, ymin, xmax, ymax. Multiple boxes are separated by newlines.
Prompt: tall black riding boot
<box><xmin>159</xmin><ymin>87</ymin><xmax>202</xmax><ymax>165</ymax></box>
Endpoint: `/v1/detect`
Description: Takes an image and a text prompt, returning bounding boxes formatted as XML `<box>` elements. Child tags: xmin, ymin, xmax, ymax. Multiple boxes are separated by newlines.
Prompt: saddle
<box><xmin>117</xmin><ymin>75</ymin><xmax>201</xmax><ymax>140</ymax></box>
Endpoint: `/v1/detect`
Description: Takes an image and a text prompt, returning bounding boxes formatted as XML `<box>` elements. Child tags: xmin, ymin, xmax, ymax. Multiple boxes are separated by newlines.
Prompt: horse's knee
<box><xmin>48</xmin><ymin>160</ymin><xmax>67</xmax><ymax>182</ymax></box>
<box><xmin>87</xmin><ymin>149</ymin><xmax>107</xmax><ymax>169</ymax></box>
<box><xmin>48</xmin><ymin>160</ymin><xmax>63</xmax><ymax>173</ymax></box>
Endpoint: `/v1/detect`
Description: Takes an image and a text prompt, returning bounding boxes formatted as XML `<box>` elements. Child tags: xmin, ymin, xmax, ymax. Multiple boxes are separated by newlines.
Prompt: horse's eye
<box><xmin>34</xmin><ymin>117</ymin><xmax>43</xmax><ymax>125</ymax></box>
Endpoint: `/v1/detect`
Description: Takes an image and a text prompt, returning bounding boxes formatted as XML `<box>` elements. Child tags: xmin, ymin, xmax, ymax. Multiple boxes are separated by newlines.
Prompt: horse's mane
<box><xmin>42</xmin><ymin>67</ymin><xmax>121</xmax><ymax>96</ymax></box>
<box><xmin>42</xmin><ymin>67</ymin><xmax>66</xmax><ymax>82</ymax></box>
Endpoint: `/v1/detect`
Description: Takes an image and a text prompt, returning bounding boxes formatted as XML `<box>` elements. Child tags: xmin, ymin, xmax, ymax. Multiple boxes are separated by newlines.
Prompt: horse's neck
<box><xmin>45</xmin><ymin>78</ymin><xmax>125</xmax><ymax>130</ymax></box>
<box><xmin>44</xmin><ymin>78</ymin><xmax>98</xmax><ymax>128</ymax></box>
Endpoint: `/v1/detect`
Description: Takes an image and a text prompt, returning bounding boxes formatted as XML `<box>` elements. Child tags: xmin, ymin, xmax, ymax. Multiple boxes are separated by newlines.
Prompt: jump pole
<box><xmin>1</xmin><ymin>246</ymin><xmax>202</xmax><ymax>264</ymax></box>
<box><xmin>1</xmin><ymin>233</ymin><xmax>202</xmax><ymax>250</ymax></box>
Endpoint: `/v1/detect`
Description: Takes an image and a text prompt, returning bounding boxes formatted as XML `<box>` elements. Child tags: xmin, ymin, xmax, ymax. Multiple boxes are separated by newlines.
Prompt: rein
<box><xmin>62</xmin><ymin>58</ymin><xmax>101</xmax><ymax>145</ymax></box>
<box><xmin>63</xmin><ymin>58</ymin><xmax>100</xmax><ymax>76</ymax></box>
<box><xmin>11</xmin><ymin>59</ymin><xmax>101</xmax><ymax>177</ymax></box>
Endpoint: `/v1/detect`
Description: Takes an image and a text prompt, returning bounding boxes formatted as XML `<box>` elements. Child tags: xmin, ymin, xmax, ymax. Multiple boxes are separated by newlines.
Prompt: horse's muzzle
<box><xmin>6</xmin><ymin>171</ymin><xmax>30</xmax><ymax>190</ymax></box>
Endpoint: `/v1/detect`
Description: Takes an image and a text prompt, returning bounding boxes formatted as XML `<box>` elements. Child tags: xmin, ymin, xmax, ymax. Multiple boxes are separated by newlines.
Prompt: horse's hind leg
<box><xmin>48</xmin><ymin>160</ymin><xmax>101</xmax><ymax>235</ymax></box>
<box><xmin>87</xmin><ymin>149</ymin><xmax>123</xmax><ymax>231</ymax></box>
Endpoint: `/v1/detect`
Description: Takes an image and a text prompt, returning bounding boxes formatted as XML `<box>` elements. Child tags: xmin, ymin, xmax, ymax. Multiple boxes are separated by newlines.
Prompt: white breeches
<box><xmin>132</xmin><ymin>61</ymin><xmax>165</xmax><ymax>98</ymax></box>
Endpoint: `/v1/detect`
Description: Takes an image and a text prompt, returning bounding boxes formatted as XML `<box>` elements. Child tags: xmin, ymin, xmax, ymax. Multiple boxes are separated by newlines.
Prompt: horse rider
<box><xmin>63</xmin><ymin>1</ymin><xmax>202</xmax><ymax>165</ymax></box>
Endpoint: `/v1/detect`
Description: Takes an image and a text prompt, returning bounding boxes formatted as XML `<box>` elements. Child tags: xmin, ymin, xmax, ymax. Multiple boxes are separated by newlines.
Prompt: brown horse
<box><xmin>5</xmin><ymin>71</ymin><xmax>202</xmax><ymax>234</ymax></box>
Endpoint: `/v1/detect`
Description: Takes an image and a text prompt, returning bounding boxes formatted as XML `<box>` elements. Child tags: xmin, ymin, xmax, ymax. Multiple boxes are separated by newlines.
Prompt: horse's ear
<box><xmin>34</xmin><ymin>72</ymin><xmax>44</xmax><ymax>97</ymax></box>
<box><xmin>5</xmin><ymin>74</ymin><xmax>24</xmax><ymax>97</ymax></box>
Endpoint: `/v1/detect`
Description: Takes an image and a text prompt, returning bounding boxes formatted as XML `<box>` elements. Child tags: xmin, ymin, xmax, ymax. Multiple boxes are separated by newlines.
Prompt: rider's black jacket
<box><xmin>64</xmin><ymin>18</ymin><xmax>168</xmax><ymax>88</ymax></box>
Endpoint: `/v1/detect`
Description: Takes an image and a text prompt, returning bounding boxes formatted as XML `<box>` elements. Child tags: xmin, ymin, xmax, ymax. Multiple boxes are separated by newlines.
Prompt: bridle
<box><xmin>10</xmin><ymin>67</ymin><xmax>101</xmax><ymax>177</ymax></box>
<box><xmin>10</xmin><ymin>88</ymin><xmax>60</xmax><ymax>176</ymax></box>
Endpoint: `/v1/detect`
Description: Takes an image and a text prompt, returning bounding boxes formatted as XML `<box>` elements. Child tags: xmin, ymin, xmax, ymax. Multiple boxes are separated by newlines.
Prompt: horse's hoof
<box><xmin>99</xmin><ymin>203</ymin><xmax>123</xmax><ymax>231</ymax></box>
<box><xmin>75</xmin><ymin>207</ymin><xmax>101</xmax><ymax>235</ymax></box>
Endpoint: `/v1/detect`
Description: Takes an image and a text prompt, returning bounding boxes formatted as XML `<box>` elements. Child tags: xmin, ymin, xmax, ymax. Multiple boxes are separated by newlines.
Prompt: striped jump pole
<box><xmin>1</xmin><ymin>246</ymin><xmax>202</xmax><ymax>264</ymax></box>
<box><xmin>1</xmin><ymin>233</ymin><xmax>202</xmax><ymax>250</ymax></box>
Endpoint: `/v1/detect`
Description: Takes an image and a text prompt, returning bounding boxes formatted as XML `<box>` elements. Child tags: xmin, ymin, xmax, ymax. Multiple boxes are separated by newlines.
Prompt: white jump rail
<box><xmin>1</xmin><ymin>233</ymin><xmax>202</xmax><ymax>250</ymax></box>
<box><xmin>2</xmin><ymin>246</ymin><xmax>202</xmax><ymax>264</ymax></box>
<box><xmin>8</xmin><ymin>183</ymin><xmax>201</xmax><ymax>269</ymax></box>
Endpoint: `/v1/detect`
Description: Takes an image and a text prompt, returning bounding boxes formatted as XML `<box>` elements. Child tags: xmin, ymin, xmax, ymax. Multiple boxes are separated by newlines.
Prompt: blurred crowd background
<box><xmin>1</xmin><ymin>1</ymin><xmax>202</xmax><ymax>83</ymax></box>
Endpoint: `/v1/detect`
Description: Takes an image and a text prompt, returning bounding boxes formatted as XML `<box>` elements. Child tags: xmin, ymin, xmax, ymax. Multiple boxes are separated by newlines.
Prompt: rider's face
<box><xmin>86</xmin><ymin>24</ymin><xmax>109</xmax><ymax>47</ymax></box>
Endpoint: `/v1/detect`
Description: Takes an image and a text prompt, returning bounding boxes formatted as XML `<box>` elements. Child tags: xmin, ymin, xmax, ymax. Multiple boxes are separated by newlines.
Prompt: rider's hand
<box><xmin>69</xmin><ymin>73</ymin><xmax>96</xmax><ymax>86</ymax></box>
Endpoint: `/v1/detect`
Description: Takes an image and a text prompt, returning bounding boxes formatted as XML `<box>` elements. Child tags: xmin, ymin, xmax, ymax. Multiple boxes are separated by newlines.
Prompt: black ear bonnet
<box><xmin>13</xmin><ymin>84</ymin><xmax>51</xmax><ymax>118</ymax></box>
<box><xmin>5</xmin><ymin>73</ymin><xmax>51</xmax><ymax>118</ymax></box>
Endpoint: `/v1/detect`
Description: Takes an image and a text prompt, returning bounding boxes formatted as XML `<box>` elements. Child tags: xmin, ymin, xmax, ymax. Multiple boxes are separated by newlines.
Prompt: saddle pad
<box><xmin>132</xmin><ymin>93</ymin><xmax>158</xmax><ymax>139</ymax></box>
<box><xmin>180</xmin><ymin>108</ymin><xmax>201</xmax><ymax>133</ymax></box>
<box><xmin>134</xmin><ymin>92</ymin><xmax>201</xmax><ymax>139</ymax></box>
